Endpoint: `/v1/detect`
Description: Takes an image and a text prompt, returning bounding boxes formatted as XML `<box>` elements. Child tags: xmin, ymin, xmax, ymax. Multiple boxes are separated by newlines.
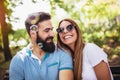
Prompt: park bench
<box><xmin>3</xmin><ymin>70</ymin><xmax>9</xmax><ymax>80</ymax></box>
<box><xmin>3</xmin><ymin>66</ymin><xmax>120</xmax><ymax>80</ymax></box>
<box><xmin>110</xmin><ymin>65</ymin><xmax>120</xmax><ymax>80</ymax></box>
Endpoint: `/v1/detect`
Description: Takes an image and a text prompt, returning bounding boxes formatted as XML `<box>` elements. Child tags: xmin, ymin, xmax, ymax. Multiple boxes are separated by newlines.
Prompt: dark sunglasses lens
<box><xmin>56</xmin><ymin>28</ymin><xmax>62</xmax><ymax>33</ymax></box>
<box><xmin>57</xmin><ymin>24</ymin><xmax>74</xmax><ymax>33</ymax></box>
<box><xmin>67</xmin><ymin>25</ymin><xmax>74</xmax><ymax>31</ymax></box>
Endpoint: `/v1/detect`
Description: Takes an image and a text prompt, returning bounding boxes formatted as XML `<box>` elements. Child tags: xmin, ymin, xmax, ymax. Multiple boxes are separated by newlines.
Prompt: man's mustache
<box><xmin>45</xmin><ymin>36</ymin><xmax>54</xmax><ymax>42</ymax></box>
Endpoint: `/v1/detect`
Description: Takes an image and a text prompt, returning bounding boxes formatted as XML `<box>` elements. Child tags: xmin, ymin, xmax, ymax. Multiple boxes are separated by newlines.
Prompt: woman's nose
<box><xmin>63</xmin><ymin>28</ymin><xmax>68</xmax><ymax>33</ymax></box>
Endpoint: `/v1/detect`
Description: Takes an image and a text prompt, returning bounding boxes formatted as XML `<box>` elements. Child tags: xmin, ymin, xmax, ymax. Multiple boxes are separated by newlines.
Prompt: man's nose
<box><xmin>49</xmin><ymin>30</ymin><xmax>54</xmax><ymax>37</ymax></box>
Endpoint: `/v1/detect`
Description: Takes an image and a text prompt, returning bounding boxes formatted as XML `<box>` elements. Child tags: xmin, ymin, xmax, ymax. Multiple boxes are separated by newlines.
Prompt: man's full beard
<box><xmin>36</xmin><ymin>34</ymin><xmax>55</xmax><ymax>53</ymax></box>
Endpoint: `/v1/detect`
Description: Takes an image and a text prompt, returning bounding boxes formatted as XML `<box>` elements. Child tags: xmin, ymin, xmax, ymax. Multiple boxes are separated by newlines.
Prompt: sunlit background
<box><xmin>11</xmin><ymin>0</ymin><xmax>51</xmax><ymax>30</ymax></box>
<box><xmin>10</xmin><ymin>0</ymin><xmax>71</xmax><ymax>30</ymax></box>
<box><xmin>1</xmin><ymin>0</ymin><xmax>120</xmax><ymax>55</ymax></box>
<box><xmin>8</xmin><ymin>0</ymin><xmax>72</xmax><ymax>48</ymax></box>
<box><xmin>0</xmin><ymin>0</ymin><xmax>120</xmax><ymax>66</ymax></box>
<box><xmin>0</xmin><ymin>0</ymin><xmax>120</xmax><ymax>79</ymax></box>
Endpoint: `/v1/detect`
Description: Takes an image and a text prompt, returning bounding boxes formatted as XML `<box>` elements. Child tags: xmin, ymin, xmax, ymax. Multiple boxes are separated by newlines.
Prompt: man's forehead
<box><xmin>38</xmin><ymin>20</ymin><xmax>53</xmax><ymax>29</ymax></box>
<box><xmin>38</xmin><ymin>24</ymin><xmax>53</xmax><ymax>30</ymax></box>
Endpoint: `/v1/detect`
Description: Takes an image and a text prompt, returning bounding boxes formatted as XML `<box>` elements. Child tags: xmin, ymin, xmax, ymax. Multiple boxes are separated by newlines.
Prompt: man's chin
<box><xmin>42</xmin><ymin>42</ymin><xmax>55</xmax><ymax>53</ymax></box>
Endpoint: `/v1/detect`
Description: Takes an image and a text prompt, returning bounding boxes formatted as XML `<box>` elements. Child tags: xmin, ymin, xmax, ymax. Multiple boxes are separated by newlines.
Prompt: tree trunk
<box><xmin>0</xmin><ymin>0</ymin><xmax>12</xmax><ymax>61</ymax></box>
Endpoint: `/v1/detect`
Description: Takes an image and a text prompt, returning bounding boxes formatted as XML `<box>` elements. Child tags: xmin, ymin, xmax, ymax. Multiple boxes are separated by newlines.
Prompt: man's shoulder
<box><xmin>12</xmin><ymin>46</ymin><xmax>29</xmax><ymax>61</ymax></box>
<box><xmin>53</xmin><ymin>48</ymin><xmax>71</xmax><ymax>57</ymax></box>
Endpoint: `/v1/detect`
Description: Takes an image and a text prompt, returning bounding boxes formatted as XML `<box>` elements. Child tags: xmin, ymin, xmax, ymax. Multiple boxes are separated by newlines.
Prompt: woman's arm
<box><xmin>94</xmin><ymin>61</ymin><xmax>112</xmax><ymax>80</ymax></box>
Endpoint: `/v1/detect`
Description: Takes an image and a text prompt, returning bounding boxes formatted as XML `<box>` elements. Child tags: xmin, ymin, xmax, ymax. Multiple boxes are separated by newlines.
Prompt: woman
<box><xmin>56</xmin><ymin>18</ymin><xmax>113</xmax><ymax>80</ymax></box>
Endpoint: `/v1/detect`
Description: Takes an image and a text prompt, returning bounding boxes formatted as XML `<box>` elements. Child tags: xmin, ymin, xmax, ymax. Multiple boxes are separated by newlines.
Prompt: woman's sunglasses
<box><xmin>56</xmin><ymin>24</ymin><xmax>75</xmax><ymax>33</ymax></box>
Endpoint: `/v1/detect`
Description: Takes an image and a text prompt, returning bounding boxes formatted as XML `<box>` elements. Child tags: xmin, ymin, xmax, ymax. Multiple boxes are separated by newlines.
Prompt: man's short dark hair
<box><xmin>25</xmin><ymin>12</ymin><xmax>51</xmax><ymax>35</ymax></box>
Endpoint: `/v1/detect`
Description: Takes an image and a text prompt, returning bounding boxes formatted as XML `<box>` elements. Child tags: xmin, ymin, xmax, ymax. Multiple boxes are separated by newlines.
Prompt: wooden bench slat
<box><xmin>110</xmin><ymin>66</ymin><xmax>120</xmax><ymax>74</ymax></box>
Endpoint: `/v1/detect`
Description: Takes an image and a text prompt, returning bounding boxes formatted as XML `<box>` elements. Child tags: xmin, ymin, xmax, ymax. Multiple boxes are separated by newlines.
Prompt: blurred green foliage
<box><xmin>50</xmin><ymin>0</ymin><xmax>120</xmax><ymax>59</ymax></box>
<box><xmin>0</xmin><ymin>0</ymin><xmax>119</xmax><ymax>79</ymax></box>
<box><xmin>0</xmin><ymin>0</ymin><xmax>120</xmax><ymax>60</ymax></box>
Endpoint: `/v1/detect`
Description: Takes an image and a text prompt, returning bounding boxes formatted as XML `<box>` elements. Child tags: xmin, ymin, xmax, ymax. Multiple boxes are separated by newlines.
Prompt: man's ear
<box><xmin>30</xmin><ymin>25</ymin><xmax>38</xmax><ymax>32</ymax></box>
<box><xmin>30</xmin><ymin>30</ymin><xmax>37</xmax><ymax>45</ymax></box>
<box><xmin>30</xmin><ymin>30</ymin><xmax>37</xmax><ymax>38</ymax></box>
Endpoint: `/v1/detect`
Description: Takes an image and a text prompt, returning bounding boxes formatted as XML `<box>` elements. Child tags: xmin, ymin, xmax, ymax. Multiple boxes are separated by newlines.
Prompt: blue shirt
<box><xmin>9</xmin><ymin>44</ymin><xmax>73</xmax><ymax>80</ymax></box>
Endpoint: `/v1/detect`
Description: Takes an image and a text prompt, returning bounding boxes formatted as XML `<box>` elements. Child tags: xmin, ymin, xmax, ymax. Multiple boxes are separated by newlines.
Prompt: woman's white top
<box><xmin>82</xmin><ymin>43</ymin><xmax>113</xmax><ymax>80</ymax></box>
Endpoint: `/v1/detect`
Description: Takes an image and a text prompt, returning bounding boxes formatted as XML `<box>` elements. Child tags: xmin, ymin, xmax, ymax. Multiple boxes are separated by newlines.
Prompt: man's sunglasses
<box><xmin>56</xmin><ymin>24</ymin><xmax>75</xmax><ymax>33</ymax></box>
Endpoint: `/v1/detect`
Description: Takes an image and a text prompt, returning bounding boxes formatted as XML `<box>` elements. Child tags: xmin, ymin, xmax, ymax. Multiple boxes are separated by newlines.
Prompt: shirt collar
<box><xmin>26</xmin><ymin>44</ymin><xmax>50</xmax><ymax>62</ymax></box>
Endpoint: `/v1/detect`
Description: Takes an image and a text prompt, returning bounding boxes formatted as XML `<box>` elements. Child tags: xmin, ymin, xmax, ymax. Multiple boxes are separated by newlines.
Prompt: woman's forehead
<box><xmin>60</xmin><ymin>21</ymin><xmax>71</xmax><ymax>27</ymax></box>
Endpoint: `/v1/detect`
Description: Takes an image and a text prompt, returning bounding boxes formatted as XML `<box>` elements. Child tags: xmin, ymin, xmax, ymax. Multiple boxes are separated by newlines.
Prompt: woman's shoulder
<box><xmin>84</xmin><ymin>43</ymin><xmax>107</xmax><ymax>57</ymax></box>
<box><xmin>84</xmin><ymin>43</ymin><xmax>107</xmax><ymax>55</ymax></box>
<box><xmin>83</xmin><ymin>43</ymin><xmax>108</xmax><ymax>67</ymax></box>
<box><xmin>84</xmin><ymin>43</ymin><xmax>99</xmax><ymax>50</ymax></box>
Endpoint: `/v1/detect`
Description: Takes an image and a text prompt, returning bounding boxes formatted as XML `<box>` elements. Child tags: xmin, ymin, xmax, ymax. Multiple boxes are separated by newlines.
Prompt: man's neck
<box><xmin>30</xmin><ymin>44</ymin><xmax>46</xmax><ymax>60</ymax></box>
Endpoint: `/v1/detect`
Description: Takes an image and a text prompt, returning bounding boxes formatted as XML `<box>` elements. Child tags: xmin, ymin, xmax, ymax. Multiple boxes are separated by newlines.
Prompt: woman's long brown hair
<box><xmin>57</xmin><ymin>19</ymin><xmax>85</xmax><ymax>80</ymax></box>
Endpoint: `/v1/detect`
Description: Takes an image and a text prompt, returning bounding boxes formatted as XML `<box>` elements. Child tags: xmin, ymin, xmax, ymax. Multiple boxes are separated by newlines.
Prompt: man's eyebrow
<box><xmin>44</xmin><ymin>27</ymin><xmax>53</xmax><ymax>30</ymax></box>
<box><xmin>43</xmin><ymin>27</ymin><xmax>53</xmax><ymax>32</ymax></box>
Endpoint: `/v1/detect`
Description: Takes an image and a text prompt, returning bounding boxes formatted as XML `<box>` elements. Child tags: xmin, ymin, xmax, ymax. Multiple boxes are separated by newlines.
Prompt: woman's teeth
<box><xmin>64</xmin><ymin>36</ymin><xmax>72</xmax><ymax>39</ymax></box>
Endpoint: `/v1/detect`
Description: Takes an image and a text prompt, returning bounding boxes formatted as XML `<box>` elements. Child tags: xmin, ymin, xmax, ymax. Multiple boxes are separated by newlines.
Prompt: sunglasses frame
<box><xmin>56</xmin><ymin>24</ymin><xmax>75</xmax><ymax>33</ymax></box>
